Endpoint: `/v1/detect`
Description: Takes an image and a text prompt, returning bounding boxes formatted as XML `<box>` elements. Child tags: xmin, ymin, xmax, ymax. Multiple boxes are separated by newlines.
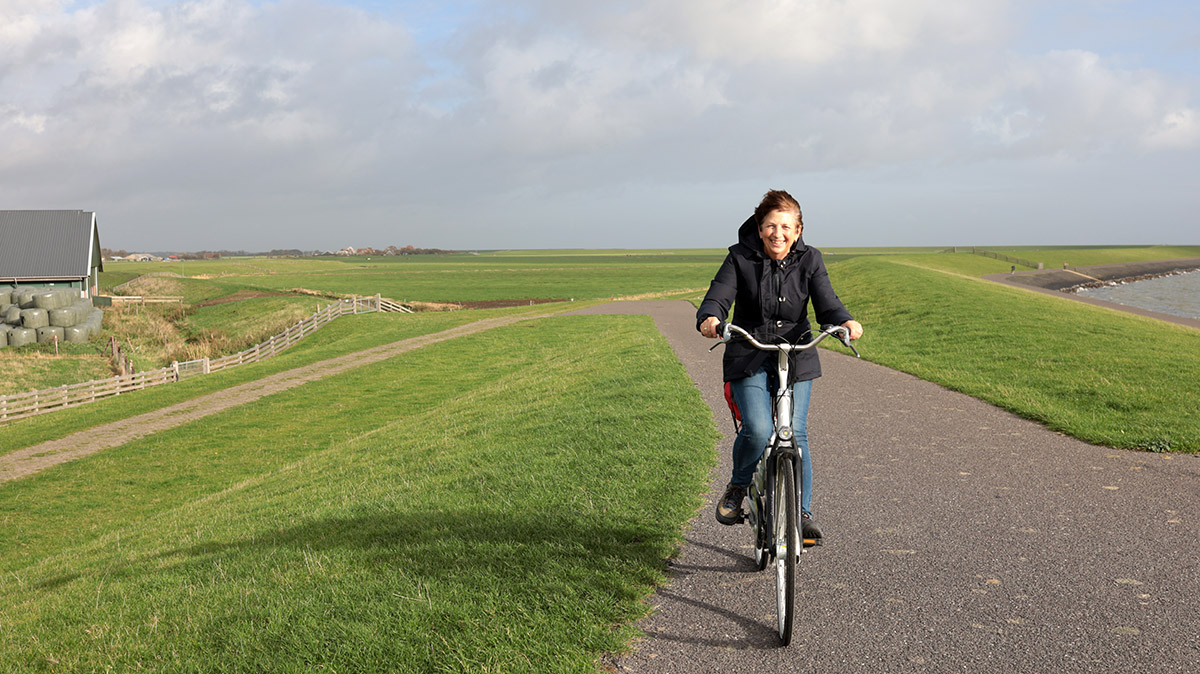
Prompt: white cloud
<box><xmin>1143</xmin><ymin>108</ymin><xmax>1200</xmax><ymax>149</ymax></box>
<box><xmin>473</xmin><ymin>35</ymin><xmax>727</xmax><ymax>155</ymax></box>
<box><xmin>0</xmin><ymin>0</ymin><xmax>1195</xmax><ymax>249</ymax></box>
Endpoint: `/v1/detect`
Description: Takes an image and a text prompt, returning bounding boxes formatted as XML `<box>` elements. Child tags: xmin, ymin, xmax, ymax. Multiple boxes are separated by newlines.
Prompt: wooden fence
<box><xmin>0</xmin><ymin>294</ymin><xmax>409</xmax><ymax>425</ymax></box>
<box><xmin>942</xmin><ymin>247</ymin><xmax>1041</xmax><ymax>269</ymax></box>
<box><xmin>111</xmin><ymin>272</ymin><xmax>182</xmax><ymax>293</ymax></box>
<box><xmin>106</xmin><ymin>295</ymin><xmax>185</xmax><ymax>306</ymax></box>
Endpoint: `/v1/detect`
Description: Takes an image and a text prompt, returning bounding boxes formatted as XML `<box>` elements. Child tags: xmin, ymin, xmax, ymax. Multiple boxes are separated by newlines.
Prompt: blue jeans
<box><xmin>729</xmin><ymin>367</ymin><xmax>814</xmax><ymax>517</ymax></box>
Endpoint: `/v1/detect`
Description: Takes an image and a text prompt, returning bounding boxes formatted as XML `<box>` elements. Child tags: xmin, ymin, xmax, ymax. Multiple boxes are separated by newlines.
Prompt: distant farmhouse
<box><xmin>114</xmin><ymin>253</ymin><xmax>162</xmax><ymax>262</ymax></box>
<box><xmin>0</xmin><ymin>210</ymin><xmax>104</xmax><ymax>298</ymax></box>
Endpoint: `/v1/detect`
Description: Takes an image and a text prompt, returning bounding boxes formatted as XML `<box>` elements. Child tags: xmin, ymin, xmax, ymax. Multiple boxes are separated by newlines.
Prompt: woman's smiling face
<box><xmin>758</xmin><ymin>208</ymin><xmax>801</xmax><ymax>260</ymax></box>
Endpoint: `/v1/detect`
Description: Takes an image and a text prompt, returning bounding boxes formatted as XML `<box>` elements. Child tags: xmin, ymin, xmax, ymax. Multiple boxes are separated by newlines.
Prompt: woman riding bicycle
<box><xmin>697</xmin><ymin>189</ymin><xmax>863</xmax><ymax>544</ymax></box>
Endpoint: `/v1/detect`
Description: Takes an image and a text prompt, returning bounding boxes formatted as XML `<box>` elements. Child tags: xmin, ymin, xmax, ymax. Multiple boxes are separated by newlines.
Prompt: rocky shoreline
<box><xmin>992</xmin><ymin>257</ymin><xmax>1200</xmax><ymax>292</ymax></box>
<box><xmin>983</xmin><ymin>257</ymin><xmax>1200</xmax><ymax>330</ymax></box>
<box><xmin>1064</xmin><ymin>267</ymin><xmax>1197</xmax><ymax>293</ymax></box>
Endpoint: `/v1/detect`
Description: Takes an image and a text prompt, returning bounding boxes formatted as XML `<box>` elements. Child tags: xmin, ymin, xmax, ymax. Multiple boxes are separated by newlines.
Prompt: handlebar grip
<box><xmin>821</xmin><ymin>324</ymin><xmax>861</xmax><ymax>358</ymax></box>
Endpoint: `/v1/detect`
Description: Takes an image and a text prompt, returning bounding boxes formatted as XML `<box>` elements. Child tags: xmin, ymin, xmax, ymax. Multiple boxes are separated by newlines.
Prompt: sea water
<box><xmin>1074</xmin><ymin>271</ymin><xmax>1200</xmax><ymax>320</ymax></box>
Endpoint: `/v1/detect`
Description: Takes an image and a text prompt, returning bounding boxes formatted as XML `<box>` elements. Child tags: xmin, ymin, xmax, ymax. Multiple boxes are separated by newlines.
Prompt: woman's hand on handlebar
<box><xmin>700</xmin><ymin>316</ymin><xmax>722</xmax><ymax>339</ymax></box>
<box><xmin>841</xmin><ymin>319</ymin><xmax>863</xmax><ymax>341</ymax></box>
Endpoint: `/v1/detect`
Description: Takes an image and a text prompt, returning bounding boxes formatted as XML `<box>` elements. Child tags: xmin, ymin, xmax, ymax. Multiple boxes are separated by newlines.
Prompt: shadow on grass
<box><xmin>150</xmin><ymin>505</ymin><xmax>673</xmax><ymax>604</ymax></box>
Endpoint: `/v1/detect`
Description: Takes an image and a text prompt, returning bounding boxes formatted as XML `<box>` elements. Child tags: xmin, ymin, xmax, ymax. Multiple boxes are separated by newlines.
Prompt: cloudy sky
<box><xmin>2</xmin><ymin>0</ymin><xmax>1197</xmax><ymax>251</ymax></box>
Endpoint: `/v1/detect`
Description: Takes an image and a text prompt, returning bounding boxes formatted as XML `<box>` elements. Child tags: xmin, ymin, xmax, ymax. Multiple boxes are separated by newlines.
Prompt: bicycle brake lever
<box><xmin>822</xmin><ymin>324</ymin><xmax>860</xmax><ymax>358</ymax></box>
<box><xmin>834</xmin><ymin>330</ymin><xmax>861</xmax><ymax>358</ymax></box>
<box><xmin>845</xmin><ymin>340</ymin><xmax>860</xmax><ymax>358</ymax></box>
<box><xmin>708</xmin><ymin>321</ymin><xmax>731</xmax><ymax>351</ymax></box>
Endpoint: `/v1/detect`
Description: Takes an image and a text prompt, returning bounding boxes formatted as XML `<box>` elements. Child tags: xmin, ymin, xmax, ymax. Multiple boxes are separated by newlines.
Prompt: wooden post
<box><xmin>171</xmin><ymin>361</ymin><xmax>180</xmax><ymax>382</ymax></box>
<box><xmin>202</xmin><ymin>357</ymin><xmax>210</xmax><ymax>375</ymax></box>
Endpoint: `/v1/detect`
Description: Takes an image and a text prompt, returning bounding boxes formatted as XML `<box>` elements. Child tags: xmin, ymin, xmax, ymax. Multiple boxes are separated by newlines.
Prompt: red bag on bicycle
<box><xmin>723</xmin><ymin>381</ymin><xmax>742</xmax><ymax>430</ymax></box>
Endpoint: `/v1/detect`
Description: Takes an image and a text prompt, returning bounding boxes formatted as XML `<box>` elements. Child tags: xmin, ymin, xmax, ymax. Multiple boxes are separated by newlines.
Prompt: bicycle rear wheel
<box><xmin>774</xmin><ymin>457</ymin><xmax>797</xmax><ymax>645</ymax></box>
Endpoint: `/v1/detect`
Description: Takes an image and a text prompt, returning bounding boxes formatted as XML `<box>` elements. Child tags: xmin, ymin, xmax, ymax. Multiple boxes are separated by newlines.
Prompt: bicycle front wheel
<box><xmin>773</xmin><ymin>457</ymin><xmax>797</xmax><ymax>645</ymax></box>
<box><xmin>752</xmin><ymin>486</ymin><xmax>770</xmax><ymax>571</ymax></box>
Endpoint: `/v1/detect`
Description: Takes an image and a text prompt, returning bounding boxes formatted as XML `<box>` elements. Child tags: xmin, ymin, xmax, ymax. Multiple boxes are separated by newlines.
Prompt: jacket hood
<box><xmin>733</xmin><ymin>215</ymin><xmax>807</xmax><ymax>259</ymax></box>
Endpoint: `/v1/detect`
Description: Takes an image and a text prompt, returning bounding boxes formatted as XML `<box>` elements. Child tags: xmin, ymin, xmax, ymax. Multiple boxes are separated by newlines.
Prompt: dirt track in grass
<box><xmin>0</xmin><ymin>315</ymin><xmax>526</xmax><ymax>483</ymax></box>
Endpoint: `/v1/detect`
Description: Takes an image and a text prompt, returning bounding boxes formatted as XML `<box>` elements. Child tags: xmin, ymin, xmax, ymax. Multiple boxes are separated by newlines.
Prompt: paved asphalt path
<box><xmin>570</xmin><ymin>301</ymin><xmax>1199</xmax><ymax>674</ymax></box>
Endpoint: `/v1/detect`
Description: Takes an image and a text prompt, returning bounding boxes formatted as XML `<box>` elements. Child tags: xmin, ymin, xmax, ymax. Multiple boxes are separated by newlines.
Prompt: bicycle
<box><xmin>709</xmin><ymin>321</ymin><xmax>859</xmax><ymax>645</ymax></box>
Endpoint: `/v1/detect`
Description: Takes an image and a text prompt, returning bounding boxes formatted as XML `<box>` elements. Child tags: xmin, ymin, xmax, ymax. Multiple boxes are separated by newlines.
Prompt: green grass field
<box><xmin>0</xmin><ymin>306</ymin><xmax>574</xmax><ymax>457</ymax></box>
<box><xmin>2</xmin><ymin>243</ymin><xmax>1197</xmax><ymax>672</ymax></box>
<box><xmin>103</xmin><ymin>253</ymin><xmax>723</xmax><ymax>303</ymax></box>
<box><xmin>0</xmin><ymin>314</ymin><xmax>717</xmax><ymax>673</ymax></box>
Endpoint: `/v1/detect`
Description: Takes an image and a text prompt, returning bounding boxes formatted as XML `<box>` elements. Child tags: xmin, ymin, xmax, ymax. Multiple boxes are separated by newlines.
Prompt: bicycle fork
<box><xmin>747</xmin><ymin>439</ymin><xmax>801</xmax><ymax>553</ymax></box>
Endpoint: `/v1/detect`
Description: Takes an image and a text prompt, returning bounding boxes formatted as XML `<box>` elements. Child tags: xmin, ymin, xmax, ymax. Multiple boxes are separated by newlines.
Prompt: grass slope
<box><xmin>828</xmin><ymin>256</ymin><xmax>1200</xmax><ymax>452</ymax></box>
<box><xmin>0</xmin><ymin>306</ymin><xmax>572</xmax><ymax>457</ymax></box>
<box><xmin>0</xmin><ymin>315</ymin><xmax>717</xmax><ymax>673</ymax></box>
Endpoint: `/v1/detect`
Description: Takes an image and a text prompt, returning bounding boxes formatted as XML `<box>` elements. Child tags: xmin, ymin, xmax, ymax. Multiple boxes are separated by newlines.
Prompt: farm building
<box><xmin>0</xmin><ymin>210</ymin><xmax>104</xmax><ymax>298</ymax></box>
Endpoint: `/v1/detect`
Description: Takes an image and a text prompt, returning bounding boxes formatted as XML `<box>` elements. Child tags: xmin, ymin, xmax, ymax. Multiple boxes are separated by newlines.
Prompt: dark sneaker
<box><xmin>801</xmin><ymin>513</ymin><xmax>823</xmax><ymax>546</ymax></box>
<box><xmin>715</xmin><ymin>484</ymin><xmax>747</xmax><ymax>525</ymax></box>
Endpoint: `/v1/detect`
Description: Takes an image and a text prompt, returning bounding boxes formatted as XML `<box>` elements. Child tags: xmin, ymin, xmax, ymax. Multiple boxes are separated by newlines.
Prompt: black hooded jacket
<box><xmin>696</xmin><ymin>216</ymin><xmax>853</xmax><ymax>384</ymax></box>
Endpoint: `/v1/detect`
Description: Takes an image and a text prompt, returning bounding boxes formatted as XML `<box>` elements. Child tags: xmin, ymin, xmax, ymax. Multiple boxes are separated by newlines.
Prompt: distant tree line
<box><xmin>331</xmin><ymin>245</ymin><xmax>458</xmax><ymax>256</ymax></box>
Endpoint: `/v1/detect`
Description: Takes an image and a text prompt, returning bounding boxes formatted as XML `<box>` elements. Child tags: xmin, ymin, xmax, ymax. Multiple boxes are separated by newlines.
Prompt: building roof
<box><xmin>0</xmin><ymin>210</ymin><xmax>103</xmax><ymax>281</ymax></box>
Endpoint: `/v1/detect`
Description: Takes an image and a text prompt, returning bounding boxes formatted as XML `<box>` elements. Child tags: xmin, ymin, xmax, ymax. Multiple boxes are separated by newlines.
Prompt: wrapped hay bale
<box><xmin>49</xmin><ymin>304</ymin><xmax>86</xmax><ymax>327</ymax></box>
<box><xmin>33</xmin><ymin>289</ymin><xmax>78</xmax><ymax>310</ymax></box>
<box><xmin>0</xmin><ymin>289</ymin><xmax>11</xmax><ymax>305</ymax></box>
<box><xmin>37</xmin><ymin>326</ymin><xmax>65</xmax><ymax>344</ymax></box>
<box><xmin>4</xmin><ymin>306</ymin><xmax>20</xmax><ymax>324</ymax></box>
<box><xmin>70</xmin><ymin>308</ymin><xmax>103</xmax><ymax>338</ymax></box>
<box><xmin>20</xmin><ymin>308</ymin><xmax>50</xmax><ymax>329</ymax></box>
<box><xmin>64</xmin><ymin>325</ymin><xmax>90</xmax><ymax>343</ymax></box>
<box><xmin>16</xmin><ymin>289</ymin><xmax>39</xmax><ymax>308</ymax></box>
<box><xmin>0</xmin><ymin>329</ymin><xmax>7</xmax><ymax>347</ymax></box>
<box><xmin>48</xmin><ymin>308</ymin><xmax>74</xmax><ymax>327</ymax></box>
<box><xmin>7</xmin><ymin>327</ymin><xmax>36</xmax><ymax>347</ymax></box>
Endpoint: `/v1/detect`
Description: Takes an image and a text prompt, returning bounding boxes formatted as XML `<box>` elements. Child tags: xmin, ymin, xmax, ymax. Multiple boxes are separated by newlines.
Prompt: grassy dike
<box><xmin>0</xmin><ymin>314</ymin><xmax>718</xmax><ymax>673</ymax></box>
<box><xmin>826</xmin><ymin>255</ymin><xmax>1199</xmax><ymax>453</ymax></box>
<box><xmin>0</xmin><ymin>302</ymin><xmax>599</xmax><ymax>457</ymax></box>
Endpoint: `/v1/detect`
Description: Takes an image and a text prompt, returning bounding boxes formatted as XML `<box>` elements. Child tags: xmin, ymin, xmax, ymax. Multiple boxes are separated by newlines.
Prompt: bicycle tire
<box><xmin>774</xmin><ymin>457</ymin><xmax>797</xmax><ymax>645</ymax></box>
<box><xmin>752</xmin><ymin>486</ymin><xmax>770</xmax><ymax>570</ymax></box>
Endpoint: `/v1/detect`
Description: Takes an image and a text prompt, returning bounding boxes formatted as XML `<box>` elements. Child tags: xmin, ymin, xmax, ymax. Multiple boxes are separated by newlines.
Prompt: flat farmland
<box><xmin>106</xmin><ymin>251</ymin><xmax>729</xmax><ymax>303</ymax></box>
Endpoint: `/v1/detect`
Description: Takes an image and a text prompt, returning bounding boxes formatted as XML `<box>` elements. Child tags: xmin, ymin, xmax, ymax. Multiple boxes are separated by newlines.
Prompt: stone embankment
<box><xmin>993</xmin><ymin>257</ymin><xmax>1200</xmax><ymax>292</ymax></box>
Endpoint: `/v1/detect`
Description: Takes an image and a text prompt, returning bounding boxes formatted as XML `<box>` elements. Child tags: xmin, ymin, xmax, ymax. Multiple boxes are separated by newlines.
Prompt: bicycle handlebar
<box><xmin>709</xmin><ymin>322</ymin><xmax>860</xmax><ymax>358</ymax></box>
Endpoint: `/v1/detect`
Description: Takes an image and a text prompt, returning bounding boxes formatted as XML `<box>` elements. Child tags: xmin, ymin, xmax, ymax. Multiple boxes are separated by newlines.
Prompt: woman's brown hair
<box><xmin>753</xmin><ymin>190</ymin><xmax>803</xmax><ymax>227</ymax></box>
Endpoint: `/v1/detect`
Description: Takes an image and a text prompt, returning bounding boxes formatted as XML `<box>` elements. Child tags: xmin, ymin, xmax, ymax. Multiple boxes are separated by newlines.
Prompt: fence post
<box><xmin>202</xmin><ymin>357</ymin><xmax>210</xmax><ymax>375</ymax></box>
<box><xmin>171</xmin><ymin>361</ymin><xmax>180</xmax><ymax>382</ymax></box>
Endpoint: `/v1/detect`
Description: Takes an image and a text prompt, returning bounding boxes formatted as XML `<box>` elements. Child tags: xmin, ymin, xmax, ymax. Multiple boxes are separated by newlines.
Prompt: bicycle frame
<box><xmin>710</xmin><ymin>321</ymin><xmax>858</xmax><ymax>643</ymax></box>
<box><xmin>745</xmin><ymin>345</ymin><xmax>799</xmax><ymax>552</ymax></box>
<box><xmin>712</xmin><ymin>322</ymin><xmax>856</xmax><ymax>541</ymax></box>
